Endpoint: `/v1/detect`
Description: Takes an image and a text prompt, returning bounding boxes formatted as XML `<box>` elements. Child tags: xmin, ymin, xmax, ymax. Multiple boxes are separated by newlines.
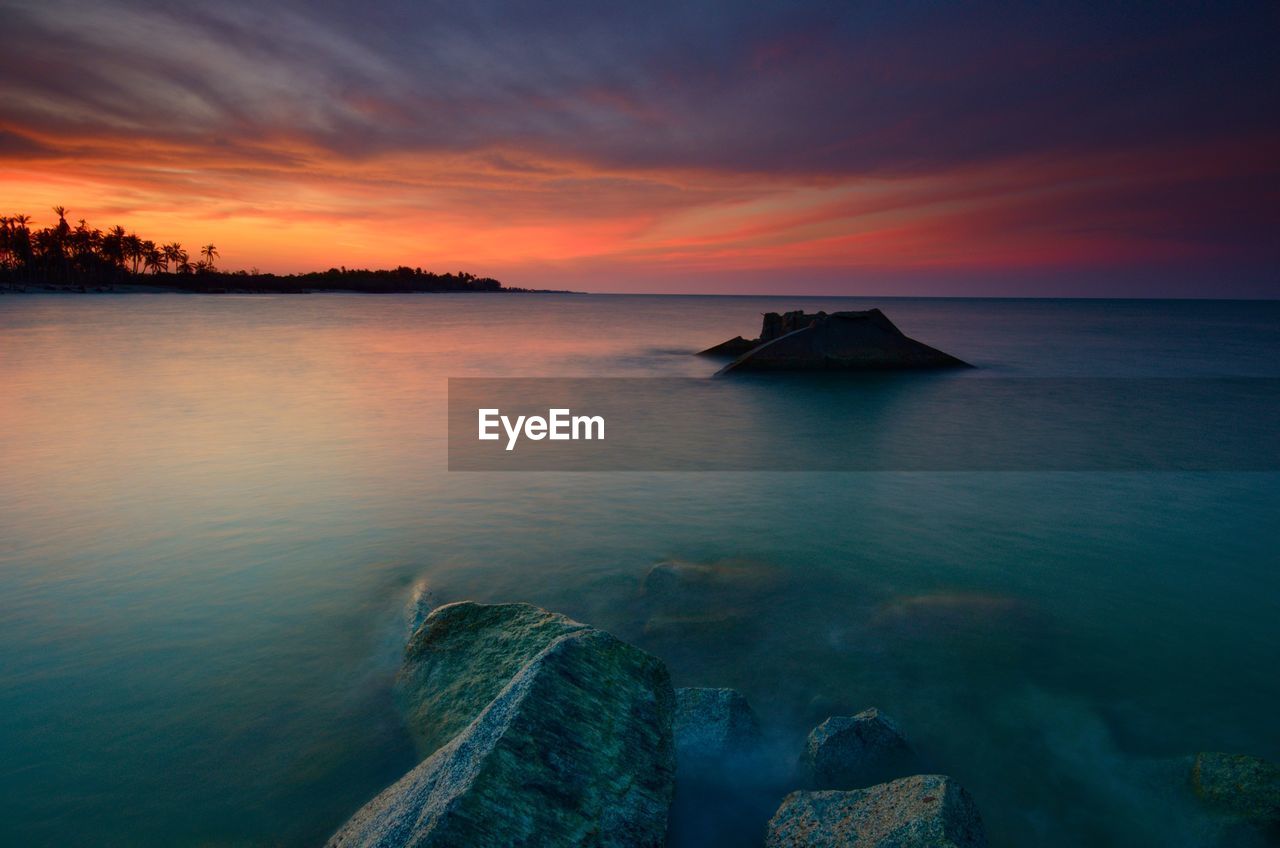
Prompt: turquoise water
<box><xmin>1</xmin><ymin>294</ymin><xmax>1277</xmax><ymax>846</ymax></box>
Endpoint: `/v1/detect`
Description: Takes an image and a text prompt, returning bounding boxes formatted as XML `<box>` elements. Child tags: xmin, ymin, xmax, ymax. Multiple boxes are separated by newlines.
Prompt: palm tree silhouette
<box><xmin>124</xmin><ymin>234</ymin><xmax>144</xmax><ymax>274</ymax></box>
<box><xmin>201</xmin><ymin>243</ymin><xmax>218</xmax><ymax>270</ymax></box>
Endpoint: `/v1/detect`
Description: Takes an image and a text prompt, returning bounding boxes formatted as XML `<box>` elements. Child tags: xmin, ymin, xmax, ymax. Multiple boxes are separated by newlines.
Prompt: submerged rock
<box><xmin>706</xmin><ymin>309</ymin><xmax>969</xmax><ymax>374</ymax></box>
<box><xmin>766</xmin><ymin>775</ymin><xmax>986</xmax><ymax>848</ymax></box>
<box><xmin>1190</xmin><ymin>752</ymin><xmax>1280</xmax><ymax>825</ymax></box>
<box><xmin>395</xmin><ymin>601</ymin><xmax>588</xmax><ymax>756</ymax></box>
<box><xmin>801</xmin><ymin>709</ymin><xmax>916</xmax><ymax>789</ymax></box>
<box><xmin>640</xmin><ymin>558</ymin><xmax>782</xmax><ymax>646</ymax></box>
<box><xmin>643</xmin><ymin>558</ymin><xmax>782</xmax><ymax>599</ymax></box>
<box><xmin>675</xmin><ymin>687</ymin><xmax>763</xmax><ymax>769</ymax></box>
<box><xmin>331</xmin><ymin>604</ymin><xmax>676</xmax><ymax>848</ymax></box>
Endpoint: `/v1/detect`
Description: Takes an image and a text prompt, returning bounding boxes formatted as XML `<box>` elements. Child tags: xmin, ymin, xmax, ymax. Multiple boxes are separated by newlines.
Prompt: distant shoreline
<box><xmin>0</xmin><ymin>281</ymin><xmax>575</xmax><ymax>295</ymax></box>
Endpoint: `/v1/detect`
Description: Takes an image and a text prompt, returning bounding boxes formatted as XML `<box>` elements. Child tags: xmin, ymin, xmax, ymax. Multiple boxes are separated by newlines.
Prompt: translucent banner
<box><xmin>447</xmin><ymin>377</ymin><xmax>1280</xmax><ymax>471</ymax></box>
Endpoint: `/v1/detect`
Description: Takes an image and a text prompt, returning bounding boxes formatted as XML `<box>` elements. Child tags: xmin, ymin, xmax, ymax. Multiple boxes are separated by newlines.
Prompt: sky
<box><xmin>1</xmin><ymin>0</ymin><xmax>1277</xmax><ymax>296</ymax></box>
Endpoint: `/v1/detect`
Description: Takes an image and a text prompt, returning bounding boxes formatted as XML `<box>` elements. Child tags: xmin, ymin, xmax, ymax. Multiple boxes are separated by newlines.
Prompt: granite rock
<box><xmin>1190</xmin><ymin>752</ymin><xmax>1280</xmax><ymax>825</ymax></box>
<box><xmin>766</xmin><ymin>775</ymin><xmax>986</xmax><ymax>848</ymax></box>
<box><xmin>675</xmin><ymin>687</ymin><xmax>763</xmax><ymax>769</ymax></box>
<box><xmin>801</xmin><ymin>709</ymin><xmax>916</xmax><ymax>789</ymax></box>
<box><xmin>394</xmin><ymin>601</ymin><xmax>588</xmax><ymax>756</ymax></box>
<box><xmin>330</xmin><ymin>607</ymin><xmax>676</xmax><ymax>848</ymax></box>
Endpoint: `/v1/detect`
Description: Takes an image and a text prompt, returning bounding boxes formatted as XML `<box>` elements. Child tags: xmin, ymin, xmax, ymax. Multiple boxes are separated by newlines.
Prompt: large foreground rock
<box><xmin>675</xmin><ymin>687</ymin><xmax>763</xmax><ymax>770</ymax></box>
<box><xmin>766</xmin><ymin>775</ymin><xmax>986</xmax><ymax>848</ymax></box>
<box><xmin>709</xmin><ymin>309</ymin><xmax>969</xmax><ymax>373</ymax></box>
<box><xmin>330</xmin><ymin>603</ymin><xmax>676</xmax><ymax>847</ymax></box>
<box><xmin>801</xmin><ymin>709</ymin><xmax>916</xmax><ymax>789</ymax></box>
<box><xmin>1190</xmin><ymin>752</ymin><xmax>1280</xmax><ymax>825</ymax></box>
<box><xmin>395</xmin><ymin>601</ymin><xmax>588</xmax><ymax>756</ymax></box>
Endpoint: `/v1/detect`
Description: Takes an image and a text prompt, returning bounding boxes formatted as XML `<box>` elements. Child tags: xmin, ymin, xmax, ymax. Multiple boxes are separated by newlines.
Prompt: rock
<box><xmin>699</xmin><ymin>311</ymin><xmax>832</xmax><ymax>357</ymax></box>
<box><xmin>640</xmin><ymin>559</ymin><xmax>782</xmax><ymax>646</ymax></box>
<box><xmin>675</xmin><ymin>687</ymin><xmax>763</xmax><ymax>769</ymax></box>
<box><xmin>394</xmin><ymin>601</ymin><xmax>588</xmax><ymax>756</ymax></box>
<box><xmin>643</xmin><ymin>558</ymin><xmax>782</xmax><ymax>601</ymax></box>
<box><xmin>1190</xmin><ymin>752</ymin><xmax>1280</xmax><ymax>825</ymax></box>
<box><xmin>801</xmin><ymin>709</ymin><xmax>916</xmax><ymax>789</ymax></box>
<box><xmin>331</xmin><ymin>604</ymin><xmax>676</xmax><ymax>848</ymax></box>
<box><xmin>715</xmin><ymin>309</ymin><xmax>970</xmax><ymax>374</ymax></box>
<box><xmin>761</xmin><ymin>311</ymin><xmax>828</xmax><ymax>342</ymax></box>
<box><xmin>697</xmin><ymin>335</ymin><xmax>759</xmax><ymax>357</ymax></box>
<box><xmin>766</xmin><ymin>775</ymin><xmax>986</xmax><ymax>848</ymax></box>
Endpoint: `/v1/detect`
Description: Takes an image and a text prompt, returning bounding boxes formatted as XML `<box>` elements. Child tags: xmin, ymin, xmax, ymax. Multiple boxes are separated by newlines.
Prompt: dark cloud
<box><xmin>2</xmin><ymin>0</ymin><xmax>1277</xmax><ymax>175</ymax></box>
<box><xmin>0</xmin><ymin>127</ymin><xmax>52</xmax><ymax>156</ymax></box>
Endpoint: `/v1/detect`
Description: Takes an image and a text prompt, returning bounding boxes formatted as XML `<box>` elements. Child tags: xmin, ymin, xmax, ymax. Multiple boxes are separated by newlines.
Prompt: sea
<box><xmin>1</xmin><ymin>293</ymin><xmax>1277</xmax><ymax>846</ymax></box>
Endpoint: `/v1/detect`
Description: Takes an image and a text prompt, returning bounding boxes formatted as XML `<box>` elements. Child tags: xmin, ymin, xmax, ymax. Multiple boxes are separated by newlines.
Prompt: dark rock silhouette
<box><xmin>766</xmin><ymin>775</ymin><xmax>987</xmax><ymax>848</ymax></box>
<box><xmin>699</xmin><ymin>309</ymin><xmax>970</xmax><ymax>372</ymax></box>
<box><xmin>697</xmin><ymin>335</ymin><xmax>759</xmax><ymax>357</ymax></box>
<box><xmin>697</xmin><ymin>310</ymin><xmax>824</xmax><ymax>356</ymax></box>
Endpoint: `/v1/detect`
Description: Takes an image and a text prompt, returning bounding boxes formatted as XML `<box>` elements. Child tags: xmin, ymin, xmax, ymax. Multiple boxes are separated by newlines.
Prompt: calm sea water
<box><xmin>1</xmin><ymin>294</ymin><xmax>1277</xmax><ymax>847</ymax></box>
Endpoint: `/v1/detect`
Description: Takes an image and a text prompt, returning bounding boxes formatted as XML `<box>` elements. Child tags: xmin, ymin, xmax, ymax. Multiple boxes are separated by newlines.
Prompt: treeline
<box><xmin>151</xmin><ymin>267</ymin><xmax>505</xmax><ymax>294</ymax></box>
<box><xmin>1</xmin><ymin>207</ymin><xmax>218</xmax><ymax>284</ymax></box>
<box><xmin>0</xmin><ymin>208</ymin><xmax>509</xmax><ymax>293</ymax></box>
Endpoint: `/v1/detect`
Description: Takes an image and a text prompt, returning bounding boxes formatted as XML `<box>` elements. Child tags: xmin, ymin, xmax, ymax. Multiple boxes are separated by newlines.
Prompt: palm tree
<box><xmin>163</xmin><ymin>243</ymin><xmax>189</xmax><ymax>273</ymax></box>
<box><xmin>52</xmin><ymin>206</ymin><xmax>69</xmax><ymax>237</ymax></box>
<box><xmin>200</xmin><ymin>243</ymin><xmax>218</xmax><ymax>270</ymax></box>
<box><xmin>102</xmin><ymin>225</ymin><xmax>127</xmax><ymax>269</ymax></box>
<box><xmin>8</xmin><ymin>214</ymin><xmax>33</xmax><ymax>267</ymax></box>
<box><xmin>123</xmin><ymin>233</ymin><xmax>145</xmax><ymax>274</ymax></box>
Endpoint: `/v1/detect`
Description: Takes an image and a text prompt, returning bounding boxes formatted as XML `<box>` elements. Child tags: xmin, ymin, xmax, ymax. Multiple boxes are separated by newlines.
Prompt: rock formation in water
<box><xmin>638</xmin><ymin>558</ymin><xmax>784</xmax><ymax>644</ymax></box>
<box><xmin>697</xmin><ymin>309</ymin><xmax>970</xmax><ymax>373</ymax></box>
<box><xmin>674</xmin><ymin>687</ymin><xmax>764</xmax><ymax>771</ymax></box>
<box><xmin>766</xmin><ymin>775</ymin><xmax>987</xmax><ymax>848</ymax></box>
<box><xmin>698</xmin><ymin>335</ymin><xmax>760</xmax><ymax>357</ymax></box>
<box><xmin>1190</xmin><ymin>752</ymin><xmax>1280</xmax><ymax>827</ymax></box>
<box><xmin>330</xmin><ymin>598</ymin><xmax>999</xmax><ymax>848</ymax></box>
<box><xmin>800</xmin><ymin>709</ymin><xmax>918</xmax><ymax>790</ymax></box>
<box><xmin>329</xmin><ymin>602</ymin><xmax>675</xmax><ymax>848</ymax></box>
<box><xmin>697</xmin><ymin>310</ymin><xmax>826</xmax><ymax>356</ymax></box>
<box><xmin>393</xmin><ymin>601</ymin><xmax>590</xmax><ymax>756</ymax></box>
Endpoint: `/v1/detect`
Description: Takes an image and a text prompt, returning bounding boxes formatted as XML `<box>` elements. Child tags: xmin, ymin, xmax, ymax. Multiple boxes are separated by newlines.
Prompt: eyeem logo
<box><xmin>478</xmin><ymin>408</ymin><xmax>605</xmax><ymax>451</ymax></box>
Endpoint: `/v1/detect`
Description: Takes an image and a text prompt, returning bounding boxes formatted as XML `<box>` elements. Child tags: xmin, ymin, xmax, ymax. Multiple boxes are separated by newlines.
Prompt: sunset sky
<box><xmin>2</xmin><ymin>1</ymin><xmax>1277</xmax><ymax>295</ymax></box>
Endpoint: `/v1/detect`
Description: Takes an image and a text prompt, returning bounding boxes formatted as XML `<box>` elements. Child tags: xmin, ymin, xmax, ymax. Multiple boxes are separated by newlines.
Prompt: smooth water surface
<box><xmin>1</xmin><ymin>294</ymin><xmax>1277</xmax><ymax>846</ymax></box>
